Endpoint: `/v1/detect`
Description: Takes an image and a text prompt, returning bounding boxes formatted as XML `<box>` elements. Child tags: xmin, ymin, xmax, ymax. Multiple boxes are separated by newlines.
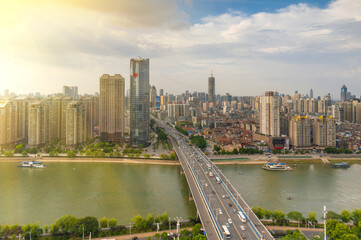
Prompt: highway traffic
<box><xmin>153</xmin><ymin>117</ymin><xmax>274</xmax><ymax>240</ymax></box>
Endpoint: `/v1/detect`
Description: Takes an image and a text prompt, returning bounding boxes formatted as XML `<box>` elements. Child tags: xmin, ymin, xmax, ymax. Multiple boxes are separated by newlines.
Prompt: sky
<box><xmin>0</xmin><ymin>0</ymin><xmax>360</xmax><ymax>99</ymax></box>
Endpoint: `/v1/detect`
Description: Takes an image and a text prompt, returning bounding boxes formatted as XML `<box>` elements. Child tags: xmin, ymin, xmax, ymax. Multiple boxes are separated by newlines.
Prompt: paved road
<box><xmin>154</xmin><ymin>117</ymin><xmax>275</xmax><ymax>240</ymax></box>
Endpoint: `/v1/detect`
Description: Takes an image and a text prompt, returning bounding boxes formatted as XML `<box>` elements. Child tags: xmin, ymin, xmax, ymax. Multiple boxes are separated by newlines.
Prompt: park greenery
<box><xmin>213</xmin><ymin>145</ymin><xmax>263</xmax><ymax>155</ymax></box>
<box><xmin>252</xmin><ymin>206</ymin><xmax>361</xmax><ymax>239</ymax></box>
<box><xmin>156</xmin><ymin>127</ymin><xmax>173</xmax><ymax>152</ymax></box>
<box><xmin>0</xmin><ymin>213</ymin><xmax>203</xmax><ymax>240</ymax></box>
<box><xmin>189</xmin><ymin>136</ymin><xmax>207</xmax><ymax>150</ymax></box>
<box><xmin>175</xmin><ymin>122</ymin><xmax>189</xmax><ymax>136</ymax></box>
<box><xmin>324</xmin><ymin>147</ymin><xmax>353</xmax><ymax>154</ymax></box>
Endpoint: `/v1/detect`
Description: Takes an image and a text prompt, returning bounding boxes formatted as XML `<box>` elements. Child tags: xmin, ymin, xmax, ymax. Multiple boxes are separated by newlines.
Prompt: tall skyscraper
<box><xmin>310</xmin><ymin>89</ymin><xmax>313</xmax><ymax>99</ymax></box>
<box><xmin>159</xmin><ymin>89</ymin><xmax>164</xmax><ymax>96</ymax></box>
<box><xmin>208</xmin><ymin>74</ymin><xmax>215</xmax><ymax>102</ymax></box>
<box><xmin>341</xmin><ymin>85</ymin><xmax>347</xmax><ymax>102</ymax></box>
<box><xmin>130</xmin><ymin>58</ymin><xmax>150</xmax><ymax>146</ymax></box>
<box><xmin>99</xmin><ymin>74</ymin><xmax>125</xmax><ymax>142</ymax></box>
<box><xmin>260</xmin><ymin>91</ymin><xmax>280</xmax><ymax>136</ymax></box>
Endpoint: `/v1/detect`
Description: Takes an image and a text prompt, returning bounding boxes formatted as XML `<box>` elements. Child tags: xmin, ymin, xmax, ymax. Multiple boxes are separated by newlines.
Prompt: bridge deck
<box><xmin>155</xmin><ymin>117</ymin><xmax>275</xmax><ymax>240</ymax></box>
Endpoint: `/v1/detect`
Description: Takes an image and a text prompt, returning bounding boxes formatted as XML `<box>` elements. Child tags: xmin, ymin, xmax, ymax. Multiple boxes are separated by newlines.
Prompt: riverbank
<box><xmin>0</xmin><ymin>157</ymin><xmax>268</xmax><ymax>165</ymax></box>
<box><xmin>0</xmin><ymin>157</ymin><xmax>181</xmax><ymax>165</ymax></box>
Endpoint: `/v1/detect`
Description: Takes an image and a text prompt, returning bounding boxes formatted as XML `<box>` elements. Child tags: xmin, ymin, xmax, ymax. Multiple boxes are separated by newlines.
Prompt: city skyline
<box><xmin>0</xmin><ymin>0</ymin><xmax>360</xmax><ymax>98</ymax></box>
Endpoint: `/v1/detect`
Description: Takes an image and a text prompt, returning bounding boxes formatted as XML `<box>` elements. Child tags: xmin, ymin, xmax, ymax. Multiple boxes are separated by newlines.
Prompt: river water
<box><xmin>0</xmin><ymin>162</ymin><xmax>360</xmax><ymax>225</ymax></box>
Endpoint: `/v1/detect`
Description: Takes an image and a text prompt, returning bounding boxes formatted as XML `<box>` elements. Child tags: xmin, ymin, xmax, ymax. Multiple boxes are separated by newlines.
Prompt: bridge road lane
<box><xmin>186</xmin><ymin>147</ymin><xmax>256</xmax><ymax>240</ymax></box>
<box><xmin>172</xmin><ymin>142</ymin><xmax>221</xmax><ymax>240</ymax></box>
<box><xmin>182</xmin><ymin>146</ymin><xmax>244</xmax><ymax>240</ymax></box>
<box><xmin>194</xmin><ymin>147</ymin><xmax>275</xmax><ymax>240</ymax></box>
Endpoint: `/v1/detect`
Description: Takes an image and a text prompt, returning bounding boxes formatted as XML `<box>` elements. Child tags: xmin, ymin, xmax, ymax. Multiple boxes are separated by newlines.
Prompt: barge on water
<box><xmin>262</xmin><ymin>163</ymin><xmax>293</xmax><ymax>171</ymax></box>
<box><xmin>330</xmin><ymin>162</ymin><xmax>350</xmax><ymax>168</ymax></box>
<box><xmin>18</xmin><ymin>161</ymin><xmax>46</xmax><ymax>168</ymax></box>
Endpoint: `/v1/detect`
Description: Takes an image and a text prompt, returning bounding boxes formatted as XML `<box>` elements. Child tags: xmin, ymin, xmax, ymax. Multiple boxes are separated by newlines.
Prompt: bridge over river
<box><xmin>154</xmin><ymin>118</ymin><xmax>274</xmax><ymax>240</ymax></box>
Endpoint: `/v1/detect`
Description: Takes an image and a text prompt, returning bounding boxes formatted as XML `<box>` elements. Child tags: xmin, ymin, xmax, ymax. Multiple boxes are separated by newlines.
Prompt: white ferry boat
<box><xmin>262</xmin><ymin>163</ymin><xmax>292</xmax><ymax>171</ymax></box>
<box><xmin>18</xmin><ymin>161</ymin><xmax>46</xmax><ymax>168</ymax></box>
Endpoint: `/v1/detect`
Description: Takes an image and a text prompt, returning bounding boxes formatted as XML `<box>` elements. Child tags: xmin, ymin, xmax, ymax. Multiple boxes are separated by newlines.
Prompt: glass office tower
<box><xmin>130</xmin><ymin>58</ymin><xmax>150</xmax><ymax>146</ymax></box>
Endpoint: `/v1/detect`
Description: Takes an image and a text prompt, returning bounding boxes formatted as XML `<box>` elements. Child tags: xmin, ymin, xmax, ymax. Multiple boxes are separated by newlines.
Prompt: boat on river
<box><xmin>18</xmin><ymin>161</ymin><xmax>46</xmax><ymax>168</ymax></box>
<box><xmin>330</xmin><ymin>162</ymin><xmax>350</xmax><ymax>168</ymax></box>
<box><xmin>262</xmin><ymin>163</ymin><xmax>292</xmax><ymax>171</ymax></box>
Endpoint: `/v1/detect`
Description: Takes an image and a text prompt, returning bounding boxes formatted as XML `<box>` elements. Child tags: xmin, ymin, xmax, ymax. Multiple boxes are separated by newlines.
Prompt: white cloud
<box><xmin>0</xmin><ymin>0</ymin><xmax>360</xmax><ymax>97</ymax></box>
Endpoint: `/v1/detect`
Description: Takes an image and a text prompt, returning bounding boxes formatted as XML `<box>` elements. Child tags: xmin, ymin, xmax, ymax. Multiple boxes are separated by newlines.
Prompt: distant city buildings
<box><xmin>63</xmin><ymin>86</ymin><xmax>79</xmax><ymax>99</ymax></box>
<box><xmin>130</xmin><ymin>58</ymin><xmax>150</xmax><ymax>146</ymax></box>
<box><xmin>168</xmin><ymin>103</ymin><xmax>190</xmax><ymax>121</ymax></box>
<box><xmin>99</xmin><ymin>74</ymin><xmax>125</xmax><ymax>143</ymax></box>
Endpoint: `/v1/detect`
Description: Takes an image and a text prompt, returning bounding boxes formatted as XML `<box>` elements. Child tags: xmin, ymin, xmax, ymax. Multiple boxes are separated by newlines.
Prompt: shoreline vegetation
<box><xmin>0</xmin><ymin>213</ymin><xmax>205</xmax><ymax>240</ymax></box>
<box><xmin>252</xmin><ymin>206</ymin><xmax>361</xmax><ymax>240</ymax></box>
<box><xmin>2</xmin><ymin>207</ymin><xmax>361</xmax><ymax>240</ymax></box>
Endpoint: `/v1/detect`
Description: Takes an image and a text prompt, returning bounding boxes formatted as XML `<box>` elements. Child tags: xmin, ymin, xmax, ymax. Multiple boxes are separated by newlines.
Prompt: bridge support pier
<box><xmin>189</xmin><ymin>191</ymin><xmax>194</xmax><ymax>201</ymax></box>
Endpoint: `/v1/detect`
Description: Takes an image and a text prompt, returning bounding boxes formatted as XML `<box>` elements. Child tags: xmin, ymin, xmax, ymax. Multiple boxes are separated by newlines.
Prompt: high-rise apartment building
<box><xmin>150</xmin><ymin>86</ymin><xmax>157</xmax><ymax>109</ymax></box>
<box><xmin>313</xmin><ymin>116</ymin><xmax>336</xmax><ymax>147</ymax></box>
<box><xmin>310</xmin><ymin>89</ymin><xmax>313</xmax><ymax>99</ymax></box>
<box><xmin>0</xmin><ymin>100</ymin><xmax>16</xmax><ymax>146</ymax></box>
<box><xmin>99</xmin><ymin>74</ymin><xmax>125</xmax><ymax>142</ymax></box>
<box><xmin>341</xmin><ymin>85</ymin><xmax>347</xmax><ymax>102</ymax></box>
<box><xmin>208</xmin><ymin>74</ymin><xmax>215</xmax><ymax>102</ymax></box>
<box><xmin>65</xmin><ymin>101</ymin><xmax>87</xmax><ymax>146</ymax></box>
<box><xmin>80</xmin><ymin>96</ymin><xmax>94</xmax><ymax>140</ymax></box>
<box><xmin>14</xmin><ymin>97</ymin><xmax>30</xmax><ymax>142</ymax></box>
<box><xmin>342</xmin><ymin>101</ymin><xmax>353</xmax><ymax>122</ymax></box>
<box><xmin>130</xmin><ymin>58</ymin><xmax>150</xmax><ymax>146</ymax></box>
<box><xmin>167</xmin><ymin>103</ymin><xmax>191</xmax><ymax>121</ymax></box>
<box><xmin>63</xmin><ymin>86</ymin><xmax>79</xmax><ymax>99</ymax></box>
<box><xmin>260</xmin><ymin>91</ymin><xmax>280</xmax><ymax>136</ymax></box>
<box><xmin>28</xmin><ymin>100</ymin><xmax>50</xmax><ymax>146</ymax></box>
<box><xmin>289</xmin><ymin>116</ymin><xmax>311</xmax><ymax>147</ymax></box>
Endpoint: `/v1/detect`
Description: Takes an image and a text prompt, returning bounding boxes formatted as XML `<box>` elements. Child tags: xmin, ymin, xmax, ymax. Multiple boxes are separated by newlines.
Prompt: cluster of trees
<box><xmin>324</xmin><ymin>147</ymin><xmax>353</xmax><ymax>154</ymax></box>
<box><xmin>282</xmin><ymin>218</ymin><xmax>361</xmax><ymax>240</ymax></box>
<box><xmin>281</xmin><ymin>229</ymin><xmax>310</xmax><ymax>240</ymax></box>
<box><xmin>213</xmin><ymin>145</ymin><xmax>263</xmax><ymax>155</ymax></box>
<box><xmin>132</xmin><ymin>212</ymin><xmax>169</xmax><ymax>231</ymax></box>
<box><xmin>156</xmin><ymin>127</ymin><xmax>172</xmax><ymax>151</ymax></box>
<box><xmin>129</xmin><ymin>213</ymin><xmax>201</xmax><ymax>238</ymax></box>
<box><xmin>3</xmin><ymin>144</ymin><xmax>39</xmax><ymax>157</ymax></box>
<box><xmin>0</xmin><ymin>215</ymin><xmax>99</xmax><ymax>239</ymax></box>
<box><xmin>150</xmin><ymin>119</ymin><xmax>156</xmax><ymax>129</ymax></box>
<box><xmin>0</xmin><ymin>213</ymin><xmax>202</xmax><ymax>240</ymax></box>
<box><xmin>175</xmin><ymin>125</ymin><xmax>189</xmax><ymax>135</ymax></box>
<box><xmin>189</xmin><ymin>136</ymin><xmax>207</xmax><ymax>150</ymax></box>
<box><xmin>252</xmin><ymin>206</ymin><xmax>361</xmax><ymax>232</ymax></box>
<box><xmin>252</xmin><ymin>206</ymin><xmax>320</xmax><ymax>225</ymax></box>
<box><xmin>160</xmin><ymin>153</ymin><xmax>176</xmax><ymax>160</ymax></box>
<box><xmin>157</xmin><ymin>127</ymin><xmax>168</xmax><ymax>141</ymax></box>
